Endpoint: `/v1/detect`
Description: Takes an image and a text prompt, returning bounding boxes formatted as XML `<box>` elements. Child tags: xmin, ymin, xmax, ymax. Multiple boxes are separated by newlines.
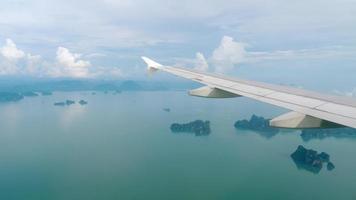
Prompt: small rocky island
<box><xmin>234</xmin><ymin>115</ymin><xmax>279</xmax><ymax>138</ymax></box>
<box><xmin>163</xmin><ymin>108</ymin><xmax>170</xmax><ymax>112</ymax></box>
<box><xmin>170</xmin><ymin>120</ymin><xmax>211</xmax><ymax>136</ymax></box>
<box><xmin>291</xmin><ymin>145</ymin><xmax>335</xmax><ymax>174</ymax></box>
<box><xmin>79</xmin><ymin>100</ymin><xmax>88</xmax><ymax>105</ymax></box>
<box><xmin>54</xmin><ymin>100</ymin><xmax>76</xmax><ymax>106</ymax></box>
<box><xmin>300</xmin><ymin>128</ymin><xmax>356</xmax><ymax>142</ymax></box>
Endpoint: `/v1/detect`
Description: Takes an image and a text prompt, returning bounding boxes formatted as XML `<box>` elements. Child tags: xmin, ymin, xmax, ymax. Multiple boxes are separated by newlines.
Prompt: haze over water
<box><xmin>0</xmin><ymin>91</ymin><xmax>355</xmax><ymax>200</ymax></box>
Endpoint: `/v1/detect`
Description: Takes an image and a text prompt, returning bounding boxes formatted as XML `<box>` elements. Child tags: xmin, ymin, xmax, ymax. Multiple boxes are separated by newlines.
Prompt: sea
<box><xmin>0</xmin><ymin>91</ymin><xmax>355</xmax><ymax>200</ymax></box>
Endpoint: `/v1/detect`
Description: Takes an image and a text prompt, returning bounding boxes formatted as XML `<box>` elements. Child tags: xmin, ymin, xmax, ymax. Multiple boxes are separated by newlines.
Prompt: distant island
<box><xmin>54</xmin><ymin>100</ymin><xmax>76</xmax><ymax>106</ymax></box>
<box><xmin>170</xmin><ymin>120</ymin><xmax>211</xmax><ymax>136</ymax></box>
<box><xmin>163</xmin><ymin>108</ymin><xmax>170</xmax><ymax>112</ymax></box>
<box><xmin>54</xmin><ymin>102</ymin><xmax>65</xmax><ymax>106</ymax></box>
<box><xmin>300</xmin><ymin>128</ymin><xmax>356</xmax><ymax>142</ymax></box>
<box><xmin>0</xmin><ymin>91</ymin><xmax>50</xmax><ymax>103</ymax></box>
<box><xmin>0</xmin><ymin>79</ymin><xmax>199</xmax><ymax>93</ymax></box>
<box><xmin>0</xmin><ymin>92</ymin><xmax>24</xmax><ymax>102</ymax></box>
<box><xmin>79</xmin><ymin>100</ymin><xmax>88</xmax><ymax>105</ymax></box>
<box><xmin>22</xmin><ymin>91</ymin><xmax>39</xmax><ymax>97</ymax></box>
<box><xmin>0</xmin><ymin>79</ymin><xmax>201</xmax><ymax>104</ymax></box>
<box><xmin>40</xmin><ymin>91</ymin><xmax>53</xmax><ymax>96</ymax></box>
<box><xmin>291</xmin><ymin>145</ymin><xmax>335</xmax><ymax>174</ymax></box>
<box><xmin>234</xmin><ymin>115</ymin><xmax>279</xmax><ymax>138</ymax></box>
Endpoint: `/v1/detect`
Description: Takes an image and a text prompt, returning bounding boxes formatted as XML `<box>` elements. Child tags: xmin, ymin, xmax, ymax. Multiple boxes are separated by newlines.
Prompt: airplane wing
<box><xmin>142</xmin><ymin>56</ymin><xmax>356</xmax><ymax>129</ymax></box>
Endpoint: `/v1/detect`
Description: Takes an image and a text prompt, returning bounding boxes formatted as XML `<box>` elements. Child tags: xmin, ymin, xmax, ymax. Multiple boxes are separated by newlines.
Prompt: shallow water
<box><xmin>0</xmin><ymin>91</ymin><xmax>355</xmax><ymax>200</ymax></box>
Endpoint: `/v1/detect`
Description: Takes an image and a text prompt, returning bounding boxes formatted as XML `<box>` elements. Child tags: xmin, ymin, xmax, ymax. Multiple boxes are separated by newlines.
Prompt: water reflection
<box><xmin>170</xmin><ymin>120</ymin><xmax>211</xmax><ymax>136</ymax></box>
<box><xmin>291</xmin><ymin>145</ymin><xmax>335</xmax><ymax>174</ymax></box>
<box><xmin>234</xmin><ymin>115</ymin><xmax>279</xmax><ymax>139</ymax></box>
<box><xmin>59</xmin><ymin>105</ymin><xmax>87</xmax><ymax>129</ymax></box>
<box><xmin>300</xmin><ymin>128</ymin><xmax>356</xmax><ymax>142</ymax></box>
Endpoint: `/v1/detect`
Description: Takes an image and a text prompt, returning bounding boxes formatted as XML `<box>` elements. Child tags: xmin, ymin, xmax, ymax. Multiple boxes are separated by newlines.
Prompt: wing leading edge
<box><xmin>142</xmin><ymin>57</ymin><xmax>356</xmax><ymax>129</ymax></box>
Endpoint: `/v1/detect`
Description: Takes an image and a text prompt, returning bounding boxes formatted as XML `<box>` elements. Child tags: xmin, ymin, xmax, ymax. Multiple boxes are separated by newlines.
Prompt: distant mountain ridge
<box><xmin>0</xmin><ymin>79</ymin><xmax>201</xmax><ymax>93</ymax></box>
<box><xmin>0</xmin><ymin>79</ymin><xmax>201</xmax><ymax>103</ymax></box>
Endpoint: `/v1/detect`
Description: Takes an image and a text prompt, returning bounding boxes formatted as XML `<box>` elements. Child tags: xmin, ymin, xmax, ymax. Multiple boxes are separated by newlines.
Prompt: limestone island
<box><xmin>79</xmin><ymin>100</ymin><xmax>88</xmax><ymax>105</ymax></box>
<box><xmin>170</xmin><ymin>120</ymin><xmax>211</xmax><ymax>136</ymax></box>
<box><xmin>234</xmin><ymin>115</ymin><xmax>279</xmax><ymax>138</ymax></box>
<box><xmin>291</xmin><ymin>145</ymin><xmax>335</xmax><ymax>174</ymax></box>
<box><xmin>300</xmin><ymin>128</ymin><xmax>356</xmax><ymax>142</ymax></box>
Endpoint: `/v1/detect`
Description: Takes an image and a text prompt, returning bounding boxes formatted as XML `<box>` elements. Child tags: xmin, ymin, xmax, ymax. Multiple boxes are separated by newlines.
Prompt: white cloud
<box><xmin>55</xmin><ymin>47</ymin><xmax>91</xmax><ymax>78</ymax></box>
<box><xmin>85</xmin><ymin>53</ymin><xmax>107</xmax><ymax>58</ymax></box>
<box><xmin>0</xmin><ymin>39</ymin><xmax>125</xmax><ymax>78</ymax></box>
<box><xmin>211</xmin><ymin>36</ymin><xmax>246</xmax><ymax>73</ymax></box>
<box><xmin>91</xmin><ymin>66</ymin><xmax>124</xmax><ymax>78</ymax></box>
<box><xmin>0</xmin><ymin>39</ymin><xmax>40</xmax><ymax>76</ymax></box>
<box><xmin>194</xmin><ymin>52</ymin><xmax>209</xmax><ymax>71</ymax></box>
<box><xmin>0</xmin><ymin>39</ymin><xmax>25</xmax><ymax>61</ymax></box>
<box><xmin>186</xmin><ymin>35</ymin><xmax>356</xmax><ymax>73</ymax></box>
<box><xmin>25</xmin><ymin>53</ymin><xmax>42</xmax><ymax>74</ymax></box>
<box><xmin>56</xmin><ymin>47</ymin><xmax>90</xmax><ymax>68</ymax></box>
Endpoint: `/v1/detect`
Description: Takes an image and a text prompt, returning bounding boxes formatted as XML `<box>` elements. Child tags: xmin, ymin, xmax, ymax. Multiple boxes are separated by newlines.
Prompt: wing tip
<box><xmin>141</xmin><ymin>56</ymin><xmax>163</xmax><ymax>70</ymax></box>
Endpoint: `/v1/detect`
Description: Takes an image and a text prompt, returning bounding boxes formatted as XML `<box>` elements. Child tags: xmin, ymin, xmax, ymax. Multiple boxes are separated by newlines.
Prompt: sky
<box><xmin>0</xmin><ymin>0</ymin><xmax>356</xmax><ymax>92</ymax></box>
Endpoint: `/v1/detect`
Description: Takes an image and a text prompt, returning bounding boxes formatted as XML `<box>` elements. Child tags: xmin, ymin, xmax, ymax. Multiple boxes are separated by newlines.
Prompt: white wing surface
<box><xmin>142</xmin><ymin>57</ymin><xmax>356</xmax><ymax>129</ymax></box>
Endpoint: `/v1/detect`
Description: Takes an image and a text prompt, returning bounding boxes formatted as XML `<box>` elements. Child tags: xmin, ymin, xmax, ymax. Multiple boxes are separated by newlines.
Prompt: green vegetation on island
<box><xmin>291</xmin><ymin>145</ymin><xmax>335</xmax><ymax>174</ymax></box>
<box><xmin>234</xmin><ymin>115</ymin><xmax>279</xmax><ymax>138</ymax></box>
<box><xmin>170</xmin><ymin>120</ymin><xmax>211</xmax><ymax>136</ymax></box>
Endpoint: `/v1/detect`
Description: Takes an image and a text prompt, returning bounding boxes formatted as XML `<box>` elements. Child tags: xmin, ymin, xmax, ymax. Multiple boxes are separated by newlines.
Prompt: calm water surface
<box><xmin>0</xmin><ymin>91</ymin><xmax>355</xmax><ymax>200</ymax></box>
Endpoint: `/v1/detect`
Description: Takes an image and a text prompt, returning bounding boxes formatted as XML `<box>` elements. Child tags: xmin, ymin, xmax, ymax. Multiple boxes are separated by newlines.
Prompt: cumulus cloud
<box><xmin>56</xmin><ymin>47</ymin><xmax>90</xmax><ymax>68</ymax></box>
<box><xmin>0</xmin><ymin>39</ymin><xmax>25</xmax><ymax>61</ymax></box>
<box><xmin>54</xmin><ymin>47</ymin><xmax>91</xmax><ymax>78</ymax></box>
<box><xmin>0</xmin><ymin>39</ymin><xmax>41</xmax><ymax>75</ymax></box>
<box><xmin>194</xmin><ymin>52</ymin><xmax>209</xmax><ymax>71</ymax></box>
<box><xmin>211</xmin><ymin>36</ymin><xmax>246</xmax><ymax>73</ymax></box>
<box><xmin>0</xmin><ymin>39</ymin><xmax>123</xmax><ymax>78</ymax></box>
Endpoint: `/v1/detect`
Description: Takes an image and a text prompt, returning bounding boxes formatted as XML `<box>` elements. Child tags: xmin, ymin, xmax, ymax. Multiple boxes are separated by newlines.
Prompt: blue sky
<box><xmin>0</xmin><ymin>0</ymin><xmax>356</xmax><ymax>93</ymax></box>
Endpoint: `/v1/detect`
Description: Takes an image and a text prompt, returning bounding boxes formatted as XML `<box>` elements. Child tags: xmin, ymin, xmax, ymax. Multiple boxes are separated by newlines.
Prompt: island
<box><xmin>53</xmin><ymin>100</ymin><xmax>75</xmax><ymax>106</ymax></box>
<box><xmin>300</xmin><ymin>128</ymin><xmax>356</xmax><ymax>142</ymax></box>
<box><xmin>170</xmin><ymin>120</ymin><xmax>211</xmax><ymax>136</ymax></box>
<box><xmin>234</xmin><ymin>115</ymin><xmax>279</xmax><ymax>138</ymax></box>
<box><xmin>0</xmin><ymin>92</ymin><xmax>24</xmax><ymax>102</ymax></box>
<box><xmin>79</xmin><ymin>100</ymin><xmax>88</xmax><ymax>105</ymax></box>
<box><xmin>66</xmin><ymin>100</ymin><xmax>75</xmax><ymax>105</ymax></box>
<box><xmin>291</xmin><ymin>145</ymin><xmax>335</xmax><ymax>174</ymax></box>
<box><xmin>22</xmin><ymin>91</ymin><xmax>39</xmax><ymax>97</ymax></box>
<box><xmin>163</xmin><ymin>108</ymin><xmax>170</xmax><ymax>112</ymax></box>
<box><xmin>40</xmin><ymin>91</ymin><xmax>53</xmax><ymax>96</ymax></box>
<box><xmin>54</xmin><ymin>102</ymin><xmax>66</xmax><ymax>106</ymax></box>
